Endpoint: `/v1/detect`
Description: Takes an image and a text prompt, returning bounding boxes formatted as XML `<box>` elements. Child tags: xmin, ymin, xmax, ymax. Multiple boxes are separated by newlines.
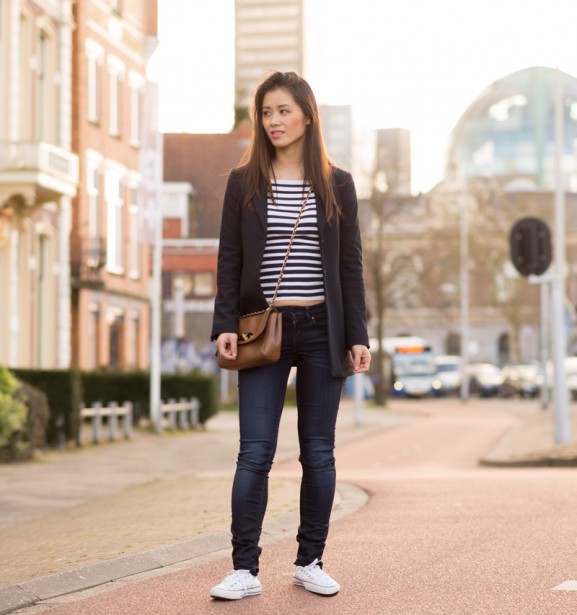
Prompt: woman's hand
<box><xmin>349</xmin><ymin>345</ymin><xmax>371</xmax><ymax>373</ymax></box>
<box><xmin>216</xmin><ymin>333</ymin><xmax>238</xmax><ymax>361</ymax></box>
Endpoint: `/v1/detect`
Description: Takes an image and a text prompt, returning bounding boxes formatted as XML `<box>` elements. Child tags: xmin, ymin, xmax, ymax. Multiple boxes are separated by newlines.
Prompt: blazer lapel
<box><xmin>254</xmin><ymin>186</ymin><xmax>268</xmax><ymax>233</ymax></box>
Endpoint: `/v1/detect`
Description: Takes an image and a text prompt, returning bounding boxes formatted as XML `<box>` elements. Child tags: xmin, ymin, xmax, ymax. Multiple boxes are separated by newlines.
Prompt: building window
<box><xmin>86</xmin><ymin>40</ymin><xmax>103</xmax><ymax>124</ymax></box>
<box><xmin>37</xmin><ymin>29</ymin><xmax>55</xmax><ymax>141</ymax></box>
<box><xmin>19</xmin><ymin>12</ymin><xmax>32</xmax><ymax>138</ymax></box>
<box><xmin>170</xmin><ymin>271</ymin><xmax>215</xmax><ymax>299</ymax></box>
<box><xmin>128</xmin><ymin>71</ymin><xmax>144</xmax><ymax>147</ymax></box>
<box><xmin>108</xmin><ymin>311</ymin><xmax>124</xmax><ymax>369</ymax></box>
<box><xmin>107</xmin><ymin>56</ymin><xmax>125</xmax><ymax>136</ymax></box>
<box><xmin>88</xmin><ymin>306</ymin><xmax>101</xmax><ymax>369</ymax></box>
<box><xmin>109</xmin><ymin>69</ymin><xmax>121</xmax><ymax>135</ymax></box>
<box><xmin>105</xmin><ymin>168</ymin><xmax>125</xmax><ymax>273</ymax></box>
<box><xmin>86</xmin><ymin>156</ymin><xmax>102</xmax><ymax>239</ymax></box>
<box><xmin>128</xmin><ymin>312</ymin><xmax>140</xmax><ymax>369</ymax></box>
<box><xmin>128</xmin><ymin>199</ymin><xmax>140</xmax><ymax>278</ymax></box>
<box><xmin>192</xmin><ymin>272</ymin><xmax>214</xmax><ymax>297</ymax></box>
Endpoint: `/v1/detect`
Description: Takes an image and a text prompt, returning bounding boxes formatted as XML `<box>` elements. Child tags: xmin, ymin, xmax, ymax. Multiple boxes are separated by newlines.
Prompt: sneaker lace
<box><xmin>223</xmin><ymin>569</ymin><xmax>253</xmax><ymax>588</ymax></box>
<box><xmin>302</xmin><ymin>558</ymin><xmax>329</xmax><ymax>581</ymax></box>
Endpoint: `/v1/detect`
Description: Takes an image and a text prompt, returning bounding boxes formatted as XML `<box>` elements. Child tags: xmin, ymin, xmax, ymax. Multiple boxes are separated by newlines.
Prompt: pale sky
<box><xmin>155</xmin><ymin>0</ymin><xmax>577</xmax><ymax>194</ymax></box>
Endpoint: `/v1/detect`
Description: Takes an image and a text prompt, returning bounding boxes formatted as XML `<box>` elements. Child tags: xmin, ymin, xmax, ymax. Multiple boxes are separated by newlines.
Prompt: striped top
<box><xmin>260</xmin><ymin>180</ymin><xmax>325</xmax><ymax>303</ymax></box>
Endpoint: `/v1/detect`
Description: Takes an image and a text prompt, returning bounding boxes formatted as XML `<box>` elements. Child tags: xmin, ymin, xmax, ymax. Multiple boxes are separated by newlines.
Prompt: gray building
<box><xmin>375</xmin><ymin>128</ymin><xmax>412</xmax><ymax>196</ymax></box>
<box><xmin>320</xmin><ymin>105</ymin><xmax>353</xmax><ymax>172</ymax></box>
<box><xmin>234</xmin><ymin>0</ymin><xmax>304</xmax><ymax>123</ymax></box>
<box><xmin>368</xmin><ymin>67</ymin><xmax>577</xmax><ymax>365</ymax></box>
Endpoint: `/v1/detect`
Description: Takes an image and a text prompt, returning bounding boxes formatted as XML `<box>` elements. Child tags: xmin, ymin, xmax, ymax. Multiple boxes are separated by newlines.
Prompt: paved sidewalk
<box><xmin>479</xmin><ymin>397</ymin><xmax>577</xmax><ymax>466</ymax></box>
<box><xmin>0</xmin><ymin>398</ymin><xmax>415</xmax><ymax>613</ymax></box>
<box><xmin>1</xmin><ymin>396</ymin><xmax>576</xmax><ymax>614</ymax></box>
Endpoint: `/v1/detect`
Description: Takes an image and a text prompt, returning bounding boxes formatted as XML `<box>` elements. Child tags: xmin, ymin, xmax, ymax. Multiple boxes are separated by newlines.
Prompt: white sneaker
<box><xmin>293</xmin><ymin>558</ymin><xmax>340</xmax><ymax>596</ymax></box>
<box><xmin>210</xmin><ymin>569</ymin><xmax>262</xmax><ymax>600</ymax></box>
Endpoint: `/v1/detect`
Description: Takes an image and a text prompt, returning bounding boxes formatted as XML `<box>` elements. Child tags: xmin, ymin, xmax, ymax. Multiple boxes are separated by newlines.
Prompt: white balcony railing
<box><xmin>0</xmin><ymin>140</ymin><xmax>79</xmax><ymax>200</ymax></box>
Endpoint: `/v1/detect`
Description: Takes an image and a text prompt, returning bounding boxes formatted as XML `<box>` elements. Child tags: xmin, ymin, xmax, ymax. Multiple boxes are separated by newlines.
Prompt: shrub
<box><xmin>17</xmin><ymin>382</ymin><xmax>50</xmax><ymax>451</ymax></box>
<box><xmin>0</xmin><ymin>365</ymin><xmax>19</xmax><ymax>396</ymax></box>
<box><xmin>0</xmin><ymin>392</ymin><xmax>27</xmax><ymax>448</ymax></box>
<box><xmin>11</xmin><ymin>369</ymin><xmax>82</xmax><ymax>446</ymax></box>
<box><xmin>0</xmin><ymin>366</ymin><xmax>28</xmax><ymax>461</ymax></box>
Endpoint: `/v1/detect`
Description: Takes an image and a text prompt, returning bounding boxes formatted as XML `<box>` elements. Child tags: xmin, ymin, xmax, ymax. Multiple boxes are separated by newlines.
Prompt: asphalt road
<box><xmin>17</xmin><ymin>399</ymin><xmax>577</xmax><ymax>614</ymax></box>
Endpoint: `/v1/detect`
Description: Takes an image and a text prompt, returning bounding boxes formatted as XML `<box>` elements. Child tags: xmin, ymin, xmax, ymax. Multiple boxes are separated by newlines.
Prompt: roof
<box><xmin>163</xmin><ymin>124</ymin><xmax>251</xmax><ymax>237</ymax></box>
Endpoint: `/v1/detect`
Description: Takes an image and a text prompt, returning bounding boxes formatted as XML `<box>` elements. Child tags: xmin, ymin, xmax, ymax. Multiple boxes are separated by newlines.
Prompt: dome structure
<box><xmin>446</xmin><ymin>66</ymin><xmax>577</xmax><ymax>190</ymax></box>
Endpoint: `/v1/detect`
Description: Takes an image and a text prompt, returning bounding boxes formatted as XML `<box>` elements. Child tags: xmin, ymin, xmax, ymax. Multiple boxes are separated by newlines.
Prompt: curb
<box><xmin>0</xmin><ymin>481</ymin><xmax>368</xmax><ymax>614</ymax></box>
<box><xmin>479</xmin><ymin>454</ymin><xmax>577</xmax><ymax>468</ymax></box>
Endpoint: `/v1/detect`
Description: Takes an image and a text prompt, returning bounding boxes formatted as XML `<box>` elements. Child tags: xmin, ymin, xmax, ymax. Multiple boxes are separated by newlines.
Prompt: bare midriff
<box><xmin>272</xmin><ymin>299</ymin><xmax>324</xmax><ymax>307</ymax></box>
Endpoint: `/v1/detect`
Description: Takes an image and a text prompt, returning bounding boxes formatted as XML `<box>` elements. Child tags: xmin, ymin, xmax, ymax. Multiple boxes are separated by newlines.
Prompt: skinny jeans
<box><xmin>231</xmin><ymin>303</ymin><xmax>344</xmax><ymax>575</ymax></box>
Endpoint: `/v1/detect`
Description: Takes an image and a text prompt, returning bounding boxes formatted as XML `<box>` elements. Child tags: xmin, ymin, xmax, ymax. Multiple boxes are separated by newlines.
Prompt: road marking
<box><xmin>552</xmin><ymin>581</ymin><xmax>577</xmax><ymax>591</ymax></box>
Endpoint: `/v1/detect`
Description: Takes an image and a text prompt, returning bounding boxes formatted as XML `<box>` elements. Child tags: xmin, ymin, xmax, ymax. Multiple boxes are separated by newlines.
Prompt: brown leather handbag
<box><xmin>218</xmin><ymin>187</ymin><xmax>312</xmax><ymax>371</ymax></box>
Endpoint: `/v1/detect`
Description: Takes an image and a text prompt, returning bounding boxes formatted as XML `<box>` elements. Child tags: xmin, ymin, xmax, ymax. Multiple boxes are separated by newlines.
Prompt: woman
<box><xmin>210</xmin><ymin>71</ymin><xmax>371</xmax><ymax>600</ymax></box>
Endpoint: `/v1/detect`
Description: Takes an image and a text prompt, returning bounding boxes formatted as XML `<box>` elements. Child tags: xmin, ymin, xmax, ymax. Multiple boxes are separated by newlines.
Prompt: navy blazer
<box><xmin>211</xmin><ymin>166</ymin><xmax>369</xmax><ymax>378</ymax></box>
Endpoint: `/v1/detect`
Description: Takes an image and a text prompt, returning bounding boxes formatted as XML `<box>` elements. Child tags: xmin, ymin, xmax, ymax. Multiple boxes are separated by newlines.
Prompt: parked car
<box><xmin>434</xmin><ymin>355</ymin><xmax>462</xmax><ymax>396</ymax></box>
<box><xmin>546</xmin><ymin>357</ymin><xmax>577</xmax><ymax>401</ymax></box>
<box><xmin>467</xmin><ymin>362</ymin><xmax>504</xmax><ymax>397</ymax></box>
<box><xmin>499</xmin><ymin>362</ymin><xmax>543</xmax><ymax>398</ymax></box>
<box><xmin>566</xmin><ymin>357</ymin><xmax>577</xmax><ymax>401</ymax></box>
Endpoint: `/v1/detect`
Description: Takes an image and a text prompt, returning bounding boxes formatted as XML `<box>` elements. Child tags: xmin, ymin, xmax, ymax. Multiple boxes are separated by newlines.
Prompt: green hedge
<box><xmin>12</xmin><ymin>369</ymin><xmax>82</xmax><ymax>447</ymax></box>
<box><xmin>12</xmin><ymin>369</ymin><xmax>217</xmax><ymax>447</ymax></box>
<box><xmin>81</xmin><ymin>371</ymin><xmax>151</xmax><ymax>424</ymax></box>
<box><xmin>160</xmin><ymin>373</ymin><xmax>217</xmax><ymax>424</ymax></box>
<box><xmin>82</xmin><ymin>371</ymin><xmax>217</xmax><ymax>425</ymax></box>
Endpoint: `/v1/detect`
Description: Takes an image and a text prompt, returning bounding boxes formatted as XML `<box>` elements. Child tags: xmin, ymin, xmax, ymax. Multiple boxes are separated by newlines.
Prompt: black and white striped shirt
<box><xmin>260</xmin><ymin>180</ymin><xmax>325</xmax><ymax>303</ymax></box>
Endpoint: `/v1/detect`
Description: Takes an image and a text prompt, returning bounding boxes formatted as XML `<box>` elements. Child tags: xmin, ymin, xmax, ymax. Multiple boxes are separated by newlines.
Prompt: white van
<box><xmin>434</xmin><ymin>355</ymin><xmax>462</xmax><ymax>396</ymax></box>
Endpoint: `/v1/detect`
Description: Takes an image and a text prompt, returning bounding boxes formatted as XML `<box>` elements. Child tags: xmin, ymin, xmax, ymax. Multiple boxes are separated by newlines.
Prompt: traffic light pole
<box><xmin>459</xmin><ymin>190</ymin><xmax>470</xmax><ymax>402</ymax></box>
<box><xmin>539</xmin><ymin>282</ymin><xmax>550</xmax><ymax>411</ymax></box>
<box><xmin>550</xmin><ymin>68</ymin><xmax>570</xmax><ymax>445</ymax></box>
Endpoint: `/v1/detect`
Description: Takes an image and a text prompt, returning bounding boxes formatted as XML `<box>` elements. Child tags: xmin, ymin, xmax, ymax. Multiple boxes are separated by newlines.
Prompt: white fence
<box><xmin>160</xmin><ymin>397</ymin><xmax>200</xmax><ymax>431</ymax></box>
<box><xmin>79</xmin><ymin>397</ymin><xmax>201</xmax><ymax>443</ymax></box>
<box><xmin>79</xmin><ymin>401</ymin><xmax>133</xmax><ymax>445</ymax></box>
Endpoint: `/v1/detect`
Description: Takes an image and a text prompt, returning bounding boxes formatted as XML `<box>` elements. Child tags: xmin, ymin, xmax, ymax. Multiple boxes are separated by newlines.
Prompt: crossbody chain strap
<box><xmin>268</xmin><ymin>186</ymin><xmax>313</xmax><ymax>308</ymax></box>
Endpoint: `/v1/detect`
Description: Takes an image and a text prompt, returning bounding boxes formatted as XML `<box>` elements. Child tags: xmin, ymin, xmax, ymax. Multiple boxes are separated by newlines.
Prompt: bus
<box><xmin>382</xmin><ymin>336</ymin><xmax>441</xmax><ymax>398</ymax></box>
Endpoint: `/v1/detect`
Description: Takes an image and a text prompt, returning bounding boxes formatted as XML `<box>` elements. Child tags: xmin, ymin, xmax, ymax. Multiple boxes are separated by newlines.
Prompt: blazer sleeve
<box><xmin>337</xmin><ymin>170</ymin><xmax>370</xmax><ymax>349</ymax></box>
<box><xmin>210</xmin><ymin>170</ymin><xmax>243</xmax><ymax>341</ymax></box>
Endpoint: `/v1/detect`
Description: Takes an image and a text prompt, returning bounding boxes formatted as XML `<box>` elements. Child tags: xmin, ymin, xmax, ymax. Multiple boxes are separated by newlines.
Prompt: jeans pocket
<box><xmin>308</xmin><ymin>308</ymin><xmax>327</xmax><ymax>330</ymax></box>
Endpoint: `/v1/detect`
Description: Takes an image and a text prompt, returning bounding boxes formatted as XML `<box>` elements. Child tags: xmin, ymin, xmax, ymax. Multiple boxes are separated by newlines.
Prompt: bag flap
<box><xmin>237</xmin><ymin>308</ymin><xmax>277</xmax><ymax>346</ymax></box>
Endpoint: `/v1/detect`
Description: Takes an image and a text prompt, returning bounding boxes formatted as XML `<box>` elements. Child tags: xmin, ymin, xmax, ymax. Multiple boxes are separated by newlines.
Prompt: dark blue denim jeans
<box><xmin>231</xmin><ymin>303</ymin><xmax>344</xmax><ymax>575</ymax></box>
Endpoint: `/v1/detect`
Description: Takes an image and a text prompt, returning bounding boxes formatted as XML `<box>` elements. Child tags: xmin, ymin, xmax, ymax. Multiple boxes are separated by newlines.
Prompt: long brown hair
<box><xmin>239</xmin><ymin>71</ymin><xmax>340</xmax><ymax>223</ymax></box>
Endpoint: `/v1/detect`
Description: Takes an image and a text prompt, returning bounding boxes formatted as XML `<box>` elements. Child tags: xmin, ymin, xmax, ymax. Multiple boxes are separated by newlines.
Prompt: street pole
<box><xmin>540</xmin><ymin>281</ymin><xmax>550</xmax><ymax>410</ymax></box>
<box><xmin>141</xmin><ymin>46</ymin><xmax>163</xmax><ymax>436</ymax></box>
<box><xmin>460</xmin><ymin>189</ymin><xmax>470</xmax><ymax>401</ymax></box>
<box><xmin>550</xmin><ymin>68</ymin><xmax>570</xmax><ymax>444</ymax></box>
<box><xmin>150</xmin><ymin>221</ymin><xmax>162</xmax><ymax>434</ymax></box>
<box><xmin>353</xmin><ymin>373</ymin><xmax>365</xmax><ymax>425</ymax></box>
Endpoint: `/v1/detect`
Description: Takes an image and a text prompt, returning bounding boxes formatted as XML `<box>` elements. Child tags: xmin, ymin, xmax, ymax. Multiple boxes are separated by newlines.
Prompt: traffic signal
<box><xmin>509</xmin><ymin>217</ymin><xmax>552</xmax><ymax>277</ymax></box>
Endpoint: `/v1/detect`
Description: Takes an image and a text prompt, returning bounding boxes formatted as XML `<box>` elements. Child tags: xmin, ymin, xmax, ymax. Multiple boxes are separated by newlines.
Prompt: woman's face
<box><xmin>261</xmin><ymin>88</ymin><xmax>309</xmax><ymax>152</ymax></box>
